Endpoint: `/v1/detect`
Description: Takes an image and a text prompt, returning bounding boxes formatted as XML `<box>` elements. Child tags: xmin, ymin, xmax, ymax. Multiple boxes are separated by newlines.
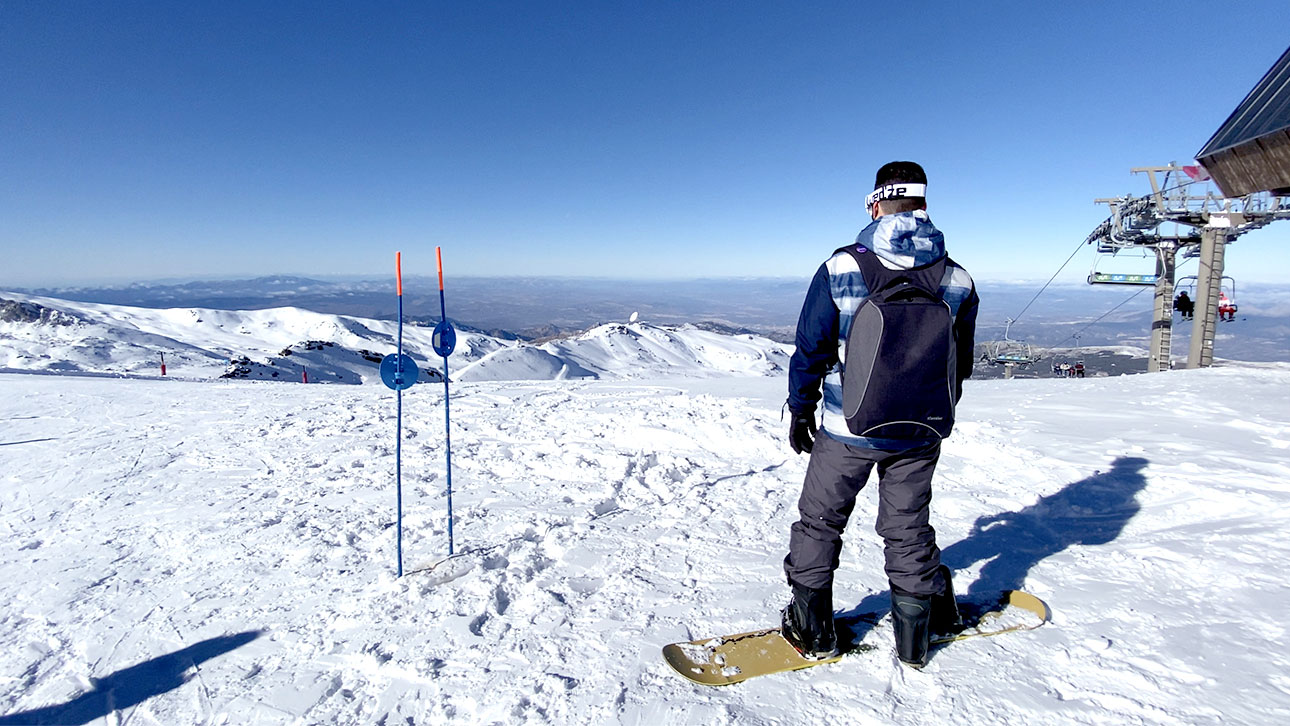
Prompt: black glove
<box><xmin>789</xmin><ymin>411</ymin><xmax>817</xmax><ymax>455</ymax></box>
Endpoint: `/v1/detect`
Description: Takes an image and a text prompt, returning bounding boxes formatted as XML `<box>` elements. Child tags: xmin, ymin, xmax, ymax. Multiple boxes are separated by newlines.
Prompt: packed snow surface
<box><xmin>3</xmin><ymin>365</ymin><xmax>1290</xmax><ymax>724</ymax></box>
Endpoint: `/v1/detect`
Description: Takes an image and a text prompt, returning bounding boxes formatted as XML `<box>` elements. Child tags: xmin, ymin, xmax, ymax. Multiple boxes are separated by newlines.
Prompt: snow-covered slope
<box><xmin>2</xmin><ymin>366</ymin><xmax>1289</xmax><ymax>724</ymax></box>
<box><xmin>0</xmin><ymin>292</ymin><xmax>504</xmax><ymax>383</ymax></box>
<box><xmin>453</xmin><ymin>345</ymin><xmax>598</xmax><ymax>382</ymax></box>
<box><xmin>0</xmin><ymin>292</ymin><xmax>791</xmax><ymax>384</ymax></box>
<box><xmin>541</xmin><ymin>323</ymin><xmax>790</xmax><ymax>379</ymax></box>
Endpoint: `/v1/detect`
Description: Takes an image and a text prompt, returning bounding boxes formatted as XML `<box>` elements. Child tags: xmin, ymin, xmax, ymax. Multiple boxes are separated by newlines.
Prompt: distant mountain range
<box><xmin>12</xmin><ymin>276</ymin><xmax>810</xmax><ymax>343</ymax></box>
<box><xmin>13</xmin><ymin>275</ymin><xmax>1290</xmax><ymax>363</ymax></box>
<box><xmin>0</xmin><ymin>292</ymin><xmax>792</xmax><ymax>384</ymax></box>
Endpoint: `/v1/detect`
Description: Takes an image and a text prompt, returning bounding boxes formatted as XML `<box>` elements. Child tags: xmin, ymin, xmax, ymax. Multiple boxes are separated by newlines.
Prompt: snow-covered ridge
<box><xmin>0</xmin><ymin>291</ymin><xmax>792</xmax><ymax>384</ymax></box>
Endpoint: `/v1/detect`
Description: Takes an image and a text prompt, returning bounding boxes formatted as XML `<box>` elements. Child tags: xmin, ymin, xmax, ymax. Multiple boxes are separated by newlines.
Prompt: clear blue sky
<box><xmin>2</xmin><ymin>1</ymin><xmax>1287</xmax><ymax>287</ymax></box>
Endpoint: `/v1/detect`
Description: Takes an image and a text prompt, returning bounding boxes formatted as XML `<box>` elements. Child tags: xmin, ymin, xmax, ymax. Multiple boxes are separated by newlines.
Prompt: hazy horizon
<box><xmin>8</xmin><ymin>271</ymin><xmax>1124</xmax><ymax>290</ymax></box>
<box><xmin>5</xmin><ymin>274</ymin><xmax>1288</xmax><ymax>363</ymax></box>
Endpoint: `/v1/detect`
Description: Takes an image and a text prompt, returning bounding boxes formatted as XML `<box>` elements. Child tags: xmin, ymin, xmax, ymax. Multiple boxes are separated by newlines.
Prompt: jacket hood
<box><xmin>855</xmin><ymin>210</ymin><xmax>946</xmax><ymax>269</ymax></box>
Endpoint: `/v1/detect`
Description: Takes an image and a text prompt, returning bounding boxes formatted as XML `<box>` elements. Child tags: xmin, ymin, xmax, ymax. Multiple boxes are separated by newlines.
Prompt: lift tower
<box><xmin>1084</xmin><ymin>164</ymin><xmax>1289</xmax><ymax>370</ymax></box>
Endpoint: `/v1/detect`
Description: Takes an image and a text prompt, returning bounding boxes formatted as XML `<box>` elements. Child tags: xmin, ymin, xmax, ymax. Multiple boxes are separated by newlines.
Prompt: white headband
<box><xmin>865</xmin><ymin>183</ymin><xmax>927</xmax><ymax>211</ymax></box>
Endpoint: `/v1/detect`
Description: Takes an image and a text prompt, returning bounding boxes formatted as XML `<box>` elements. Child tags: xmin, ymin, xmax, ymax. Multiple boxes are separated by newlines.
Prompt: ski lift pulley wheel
<box><xmin>380</xmin><ymin>353</ymin><xmax>419</xmax><ymax>390</ymax></box>
<box><xmin>432</xmin><ymin>320</ymin><xmax>457</xmax><ymax>358</ymax></box>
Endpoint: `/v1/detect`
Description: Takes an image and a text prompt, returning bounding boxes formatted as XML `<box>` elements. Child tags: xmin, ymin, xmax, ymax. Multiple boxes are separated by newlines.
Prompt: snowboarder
<box><xmin>783</xmin><ymin>161</ymin><xmax>979</xmax><ymax>668</ymax></box>
<box><xmin>1174</xmin><ymin>291</ymin><xmax>1194</xmax><ymax>320</ymax></box>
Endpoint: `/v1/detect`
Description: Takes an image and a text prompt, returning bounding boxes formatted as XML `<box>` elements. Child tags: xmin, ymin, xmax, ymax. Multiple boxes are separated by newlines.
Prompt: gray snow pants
<box><xmin>783</xmin><ymin>432</ymin><xmax>946</xmax><ymax>597</ymax></box>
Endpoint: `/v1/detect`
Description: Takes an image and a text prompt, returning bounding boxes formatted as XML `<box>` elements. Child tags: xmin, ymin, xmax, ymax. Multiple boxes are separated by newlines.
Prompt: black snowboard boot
<box><xmin>929</xmin><ymin>564</ymin><xmax>964</xmax><ymax>636</ymax></box>
<box><xmin>891</xmin><ymin>591</ymin><xmax>932</xmax><ymax>668</ymax></box>
<box><xmin>781</xmin><ymin>582</ymin><xmax>839</xmax><ymax>660</ymax></box>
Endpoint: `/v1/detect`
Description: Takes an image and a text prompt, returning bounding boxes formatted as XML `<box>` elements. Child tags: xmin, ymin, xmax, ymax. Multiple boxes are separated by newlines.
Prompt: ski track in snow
<box><xmin>2</xmin><ymin>366</ymin><xmax>1290</xmax><ymax>724</ymax></box>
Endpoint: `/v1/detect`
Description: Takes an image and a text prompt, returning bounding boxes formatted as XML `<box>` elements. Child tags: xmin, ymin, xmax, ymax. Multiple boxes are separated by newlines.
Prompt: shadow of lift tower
<box><xmin>1084</xmin><ymin>45</ymin><xmax>1290</xmax><ymax>372</ymax></box>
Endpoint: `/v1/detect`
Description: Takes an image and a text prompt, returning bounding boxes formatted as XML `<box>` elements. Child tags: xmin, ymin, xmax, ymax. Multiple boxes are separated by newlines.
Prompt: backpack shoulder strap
<box><xmin>834</xmin><ymin>244</ymin><xmax>946</xmax><ymax>298</ymax></box>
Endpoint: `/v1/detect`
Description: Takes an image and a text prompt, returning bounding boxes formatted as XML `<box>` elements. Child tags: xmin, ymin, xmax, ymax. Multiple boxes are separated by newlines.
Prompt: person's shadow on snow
<box><xmin>0</xmin><ymin>631</ymin><xmax>262</xmax><ymax>726</ymax></box>
<box><xmin>836</xmin><ymin>456</ymin><xmax>1149</xmax><ymax>645</ymax></box>
<box><xmin>941</xmin><ymin>456</ymin><xmax>1149</xmax><ymax>600</ymax></box>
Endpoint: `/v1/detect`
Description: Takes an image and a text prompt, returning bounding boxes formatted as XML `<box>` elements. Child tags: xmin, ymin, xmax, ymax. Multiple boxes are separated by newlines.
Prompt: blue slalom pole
<box><xmin>433</xmin><ymin>247</ymin><xmax>457</xmax><ymax>555</ymax></box>
<box><xmin>381</xmin><ymin>253</ymin><xmax>417</xmax><ymax>577</ymax></box>
<box><xmin>396</xmin><ymin>252</ymin><xmax>405</xmax><ymax>576</ymax></box>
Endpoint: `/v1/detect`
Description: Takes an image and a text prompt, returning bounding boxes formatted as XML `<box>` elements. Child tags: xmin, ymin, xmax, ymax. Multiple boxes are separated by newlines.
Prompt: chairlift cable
<box><xmin>996</xmin><ymin>173</ymin><xmax>1206</xmax><ymax>357</ymax></box>
<box><xmin>1007</xmin><ymin>237</ymin><xmax>1089</xmax><ymax>327</ymax></box>
<box><xmin>1033</xmin><ymin>286</ymin><xmax>1150</xmax><ymax>358</ymax></box>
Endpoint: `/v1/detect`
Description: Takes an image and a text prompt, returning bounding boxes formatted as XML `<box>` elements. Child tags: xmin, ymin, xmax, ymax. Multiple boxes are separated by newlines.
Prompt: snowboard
<box><xmin>662</xmin><ymin>590</ymin><xmax>1049</xmax><ymax>687</ymax></box>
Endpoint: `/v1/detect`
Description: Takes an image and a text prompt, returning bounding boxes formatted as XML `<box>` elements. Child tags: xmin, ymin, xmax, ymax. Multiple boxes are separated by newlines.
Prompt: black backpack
<box><xmin>838</xmin><ymin>244</ymin><xmax>957</xmax><ymax>439</ymax></box>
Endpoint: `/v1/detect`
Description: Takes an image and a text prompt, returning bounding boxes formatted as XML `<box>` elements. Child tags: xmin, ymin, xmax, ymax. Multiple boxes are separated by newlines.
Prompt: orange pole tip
<box><xmin>396</xmin><ymin>251</ymin><xmax>403</xmax><ymax>296</ymax></box>
<box><xmin>436</xmin><ymin>247</ymin><xmax>445</xmax><ymax>291</ymax></box>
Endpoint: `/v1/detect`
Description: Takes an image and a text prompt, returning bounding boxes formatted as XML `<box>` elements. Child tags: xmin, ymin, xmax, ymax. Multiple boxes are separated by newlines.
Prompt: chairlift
<box><xmin>1174</xmin><ymin>275</ymin><xmax>1240</xmax><ymax>322</ymax></box>
<box><xmin>983</xmin><ymin>319</ymin><xmax>1040</xmax><ymax>367</ymax></box>
<box><xmin>1174</xmin><ymin>275</ymin><xmax>1236</xmax><ymax>302</ymax></box>
<box><xmin>1046</xmin><ymin>332</ymin><xmax>1087</xmax><ymax>378</ymax></box>
<box><xmin>1088</xmin><ymin>249</ymin><xmax>1160</xmax><ymax>286</ymax></box>
<box><xmin>1049</xmin><ymin>333</ymin><xmax>1076</xmax><ymax>367</ymax></box>
<box><xmin>989</xmin><ymin>341</ymin><xmax>1039</xmax><ymax>365</ymax></box>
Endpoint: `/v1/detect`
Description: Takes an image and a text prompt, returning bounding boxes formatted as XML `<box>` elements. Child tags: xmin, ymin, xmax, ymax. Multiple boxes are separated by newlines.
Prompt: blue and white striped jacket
<box><xmin>788</xmin><ymin>210</ymin><xmax>979</xmax><ymax>450</ymax></box>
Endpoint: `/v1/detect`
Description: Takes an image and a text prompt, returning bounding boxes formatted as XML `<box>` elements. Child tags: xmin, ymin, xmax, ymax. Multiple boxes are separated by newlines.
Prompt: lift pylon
<box><xmin>1084</xmin><ymin>163</ymin><xmax>1290</xmax><ymax>371</ymax></box>
<box><xmin>1188</xmin><ymin>227</ymin><xmax>1226</xmax><ymax>368</ymax></box>
<box><xmin>1148</xmin><ymin>244</ymin><xmax>1176</xmax><ymax>373</ymax></box>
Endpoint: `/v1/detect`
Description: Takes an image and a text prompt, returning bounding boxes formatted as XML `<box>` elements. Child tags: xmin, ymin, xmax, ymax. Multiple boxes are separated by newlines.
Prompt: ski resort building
<box><xmin>1197</xmin><ymin>45</ymin><xmax>1290</xmax><ymax>197</ymax></box>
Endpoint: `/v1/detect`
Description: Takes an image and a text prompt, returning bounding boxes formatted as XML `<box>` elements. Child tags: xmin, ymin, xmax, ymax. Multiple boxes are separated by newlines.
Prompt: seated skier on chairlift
<box><xmin>1174</xmin><ymin>291</ymin><xmax>1194</xmax><ymax>320</ymax></box>
<box><xmin>1218</xmin><ymin>292</ymin><xmax>1237</xmax><ymax>322</ymax></box>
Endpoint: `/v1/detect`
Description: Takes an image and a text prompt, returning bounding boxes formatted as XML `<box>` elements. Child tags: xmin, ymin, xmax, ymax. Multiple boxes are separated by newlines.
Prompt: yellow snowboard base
<box><xmin>662</xmin><ymin>590</ymin><xmax>1049</xmax><ymax>686</ymax></box>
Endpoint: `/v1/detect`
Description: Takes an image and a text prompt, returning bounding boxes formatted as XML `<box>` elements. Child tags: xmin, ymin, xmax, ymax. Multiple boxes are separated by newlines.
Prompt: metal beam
<box><xmin>1148</xmin><ymin>245</ymin><xmax>1176</xmax><ymax>372</ymax></box>
<box><xmin>1187</xmin><ymin>227</ymin><xmax>1226</xmax><ymax>368</ymax></box>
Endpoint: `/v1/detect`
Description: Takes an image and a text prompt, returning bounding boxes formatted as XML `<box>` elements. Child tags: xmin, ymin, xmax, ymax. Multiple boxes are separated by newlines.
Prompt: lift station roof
<box><xmin>1197</xmin><ymin>45</ymin><xmax>1290</xmax><ymax>197</ymax></box>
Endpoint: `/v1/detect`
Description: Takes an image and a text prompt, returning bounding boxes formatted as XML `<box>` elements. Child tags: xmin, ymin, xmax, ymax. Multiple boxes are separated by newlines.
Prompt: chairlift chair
<box><xmin>988</xmin><ymin>339</ymin><xmax>1039</xmax><ymax>365</ymax></box>
<box><xmin>1175</xmin><ymin>275</ymin><xmax>1236</xmax><ymax>302</ymax></box>
<box><xmin>1088</xmin><ymin>249</ymin><xmax>1160</xmax><ymax>285</ymax></box>
<box><xmin>983</xmin><ymin>319</ymin><xmax>1040</xmax><ymax>367</ymax></box>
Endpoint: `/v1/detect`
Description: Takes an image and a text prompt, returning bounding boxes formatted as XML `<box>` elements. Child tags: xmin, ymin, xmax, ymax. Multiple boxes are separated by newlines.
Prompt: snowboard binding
<box><xmin>781</xmin><ymin>582</ymin><xmax>840</xmax><ymax>660</ymax></box>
